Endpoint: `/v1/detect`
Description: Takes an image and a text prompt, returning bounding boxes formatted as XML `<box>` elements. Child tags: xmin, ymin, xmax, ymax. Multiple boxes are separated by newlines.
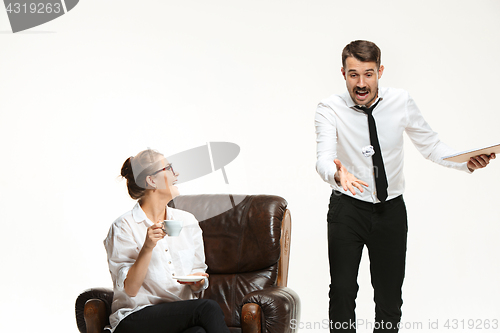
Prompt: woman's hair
<box><xmin>121</xmin><ymin>157</ymin><xmax>146</xmax><ymax>200</ymax></box>
<box><xmin>121</xmin><ymin>149</ymin><xmax>164</xmax><ymax>200</ymax></box>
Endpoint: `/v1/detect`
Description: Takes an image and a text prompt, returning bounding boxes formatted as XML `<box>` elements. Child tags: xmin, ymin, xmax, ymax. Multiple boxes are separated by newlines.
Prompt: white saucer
<box><xmin>173</xmin><ymin>276</ymin><xmax>205</xmax><ymax>282</ymax></box>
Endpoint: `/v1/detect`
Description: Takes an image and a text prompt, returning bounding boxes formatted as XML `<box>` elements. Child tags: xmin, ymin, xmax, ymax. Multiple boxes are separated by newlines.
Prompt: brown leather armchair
<box><xmin>75</xmin><ymin>194</ymin><xmax>300</xmax><ymax>333</ymax></box>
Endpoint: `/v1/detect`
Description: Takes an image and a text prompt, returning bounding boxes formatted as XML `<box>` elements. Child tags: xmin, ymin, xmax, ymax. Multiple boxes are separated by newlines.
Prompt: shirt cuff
<box><xmin>461</xmin><ymin>162</ymin><xmax>474</xmax><ymax>174</ymax></box>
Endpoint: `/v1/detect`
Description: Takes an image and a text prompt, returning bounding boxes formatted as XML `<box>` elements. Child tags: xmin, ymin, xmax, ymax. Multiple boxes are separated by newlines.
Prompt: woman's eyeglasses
<box><xmin>151</xmin><ymin>163</ymin><xmax>175</xmax><ymax>176</ymax></box>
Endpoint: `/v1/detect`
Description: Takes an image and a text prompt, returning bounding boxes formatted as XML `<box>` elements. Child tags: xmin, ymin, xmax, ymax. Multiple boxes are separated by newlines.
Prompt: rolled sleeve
<box><xmin>116</xmin><ymin>266</ymin><xmax>130</xmax><ymax>291</ymax></box>
<box><xmin>104</xmin><ymin>219</ymin><xmax>139</xmax><ymax>292</ymax></box>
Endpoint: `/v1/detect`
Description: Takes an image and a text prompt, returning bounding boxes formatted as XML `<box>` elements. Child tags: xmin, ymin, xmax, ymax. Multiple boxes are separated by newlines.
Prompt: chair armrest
<box><xmin>75</xmin><ymin>288</ymin><xmax>114</xmax><ymax>333</ymax></box>
<box><xmin>85</xmin><ymin>299</ymin><xmax>108</xmax><ymax>333</ymax></box>
<box><xmin>242</xmin><ymin>286</ymin><xmax>300</xmax><ymax>333</ymax></box>
<box><xmin>242</xmin><ymin>303</ymin><xmax>262</xmax><ymax>333</ymax></box>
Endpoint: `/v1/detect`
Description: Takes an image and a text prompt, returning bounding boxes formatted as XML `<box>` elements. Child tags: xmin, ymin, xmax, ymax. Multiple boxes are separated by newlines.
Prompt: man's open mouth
<box><xmin>356</xmin><ymin>89</ymin><xmax>369</xmax><ymax>98</ymax></box>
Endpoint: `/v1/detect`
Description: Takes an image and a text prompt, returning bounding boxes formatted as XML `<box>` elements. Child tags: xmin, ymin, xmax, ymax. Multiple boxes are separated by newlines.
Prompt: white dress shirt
<box><xmin>104</xmin><ymin>203</ymin><xmax>208</xmax><ymax>332</ymax></box>
<box><xmin>315</xmin><ymin>87</ymin><xmax>470</xmax><ymax>203</ymax></box>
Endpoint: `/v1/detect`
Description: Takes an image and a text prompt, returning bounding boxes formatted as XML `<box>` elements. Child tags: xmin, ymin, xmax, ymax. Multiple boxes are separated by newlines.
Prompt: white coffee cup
<box><xmin>162</xmin><ymin>220</ymin><xmax>183</xmax><ymax>236</ymax></box>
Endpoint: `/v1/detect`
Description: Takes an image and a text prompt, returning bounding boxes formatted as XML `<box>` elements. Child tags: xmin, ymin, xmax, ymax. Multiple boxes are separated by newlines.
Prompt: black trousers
<box><xmin>114</xmin><ymin>299</ymin><xmax>230</xmax><ymax>333</ymax></box>
<box><xmin>327</xmin><ymin>190</ymin><xmax>408</xmax><ymax>333</ymax></box>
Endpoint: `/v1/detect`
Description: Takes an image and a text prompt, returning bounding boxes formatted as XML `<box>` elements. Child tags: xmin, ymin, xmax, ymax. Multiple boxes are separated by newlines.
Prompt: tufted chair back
<box><xmin>169</xmin><ymin>194</ymin><xmax>290</xmax><ymax>329</ymax></box>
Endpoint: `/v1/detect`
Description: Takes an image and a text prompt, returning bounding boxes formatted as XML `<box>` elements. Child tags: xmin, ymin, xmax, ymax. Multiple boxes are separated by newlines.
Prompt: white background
<box><xmin>1</xmin><ymin>1</ymin><xmax>499</xmax><ymax>332</ymax></box>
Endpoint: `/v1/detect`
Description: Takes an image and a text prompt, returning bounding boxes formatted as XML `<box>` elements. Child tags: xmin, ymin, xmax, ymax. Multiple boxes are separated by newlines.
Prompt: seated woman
<box><xmin>104</xmin><ymin>148</ymin><xmax>229</xmax><ymax>333</ymax></box>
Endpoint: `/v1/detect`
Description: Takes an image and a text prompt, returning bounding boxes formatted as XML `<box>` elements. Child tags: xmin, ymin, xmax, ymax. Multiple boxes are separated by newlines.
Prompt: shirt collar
<box><xmin>131</xmin><ymin>201</ymin><xmax>170</xmax><ymax>226</ymax></box>
<box><xmin>132</xmin><ymin>202</ymin><xmax>153</xmax><ymax>227</ymax></box>
<box><xmin>342</xmin><ymin>87</ymin><xmax>385</xmax><ymax>110</ymax></box>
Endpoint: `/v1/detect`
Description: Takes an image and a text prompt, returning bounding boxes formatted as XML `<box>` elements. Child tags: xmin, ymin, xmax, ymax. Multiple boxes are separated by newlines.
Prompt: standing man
<box><xmin>315</xmin><ymin>40</ymin><xmax>495</xmax><ymax>332</ymax></box>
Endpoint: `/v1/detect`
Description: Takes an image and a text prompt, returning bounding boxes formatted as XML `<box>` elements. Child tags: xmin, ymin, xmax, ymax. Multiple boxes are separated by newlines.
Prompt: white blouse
<box><xmin>103</xmin><ymin>202</ymin><xmax>208</xmax><ymax>332</ymax></box>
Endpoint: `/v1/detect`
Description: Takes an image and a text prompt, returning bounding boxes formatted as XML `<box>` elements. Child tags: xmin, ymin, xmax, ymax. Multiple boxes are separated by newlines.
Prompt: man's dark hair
<box><xmin>342</xmin><ymin>40</ymin><xmax>381</xmax><ymax>69</ymax></box>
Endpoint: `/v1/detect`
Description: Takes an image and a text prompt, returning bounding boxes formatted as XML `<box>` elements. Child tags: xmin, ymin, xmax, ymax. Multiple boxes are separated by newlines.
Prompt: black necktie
<box><xmin>355</xmin><ymin>99</ymin><xmax>388</xmax><ymax>202</ymax></box>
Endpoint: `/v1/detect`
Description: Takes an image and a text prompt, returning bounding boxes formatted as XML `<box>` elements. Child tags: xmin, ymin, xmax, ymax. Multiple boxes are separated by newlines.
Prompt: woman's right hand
<box><xmin>144</xmin><ymin>222</ymin><xmax>166</xmax><ymax>250</ymax></box>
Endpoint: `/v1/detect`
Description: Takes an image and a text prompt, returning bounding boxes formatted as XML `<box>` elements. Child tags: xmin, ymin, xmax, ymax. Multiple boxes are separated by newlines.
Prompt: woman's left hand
<box><xmin>178</xmin><ymin>272</ymin><xmax>209</xmax><ymax>292</ymax></box>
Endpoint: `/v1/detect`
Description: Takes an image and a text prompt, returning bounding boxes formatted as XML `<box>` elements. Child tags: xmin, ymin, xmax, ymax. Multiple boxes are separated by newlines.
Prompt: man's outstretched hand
<box><xmin>334</xmin><ymin>159</ymin><xmax>369</xmax><ymax>195</ymax></box>
<box><xmin>467</xmin><ymin>153</ymin><xmax>496</xmax><ymax>172</ymax></box>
